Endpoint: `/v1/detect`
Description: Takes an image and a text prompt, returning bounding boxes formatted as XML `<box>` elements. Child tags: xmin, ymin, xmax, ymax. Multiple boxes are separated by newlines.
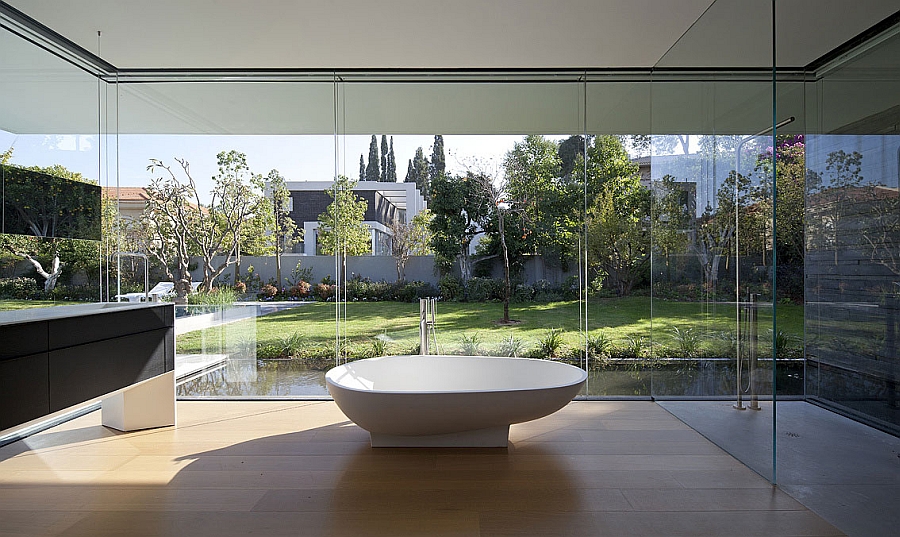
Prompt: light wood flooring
<box><xmin>0</xmin><ymin>401</ymin><xmax>842</xmax><ymax>536</ymax></box>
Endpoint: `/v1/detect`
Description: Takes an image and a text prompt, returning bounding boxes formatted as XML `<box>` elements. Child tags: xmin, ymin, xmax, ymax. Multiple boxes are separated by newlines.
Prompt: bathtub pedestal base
<box><xmin>370</xmin><ymin>425</ymin><xmax>510</xmax><ymax>448</ymax></box>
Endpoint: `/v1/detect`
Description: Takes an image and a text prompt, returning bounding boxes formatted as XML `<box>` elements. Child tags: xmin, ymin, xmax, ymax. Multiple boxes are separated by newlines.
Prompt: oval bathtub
<box><xmin>325</xmin><ymin>355</ymin><xmax>587</xmax><ymax>447</ymax></box>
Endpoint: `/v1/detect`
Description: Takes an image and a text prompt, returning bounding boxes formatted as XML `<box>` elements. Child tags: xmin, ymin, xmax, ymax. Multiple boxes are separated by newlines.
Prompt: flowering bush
<box><xmin>291</xmin><ymin>280</ymin><xmax>311</xmax><ymax>298</ymax></box>
<box><xmin>233</xmin><ymin>281</ymin><xmax>247</xmax><ymax>294</ymax></box>
<box><xmin>314</xmin><ymin>283</ymin><xmax>335</xmax><ymax>301</ymax></box>
<box><xmin>258</xmin><ymin>284</ymin><xmax>278</xmax><ymax>300</ymax></box>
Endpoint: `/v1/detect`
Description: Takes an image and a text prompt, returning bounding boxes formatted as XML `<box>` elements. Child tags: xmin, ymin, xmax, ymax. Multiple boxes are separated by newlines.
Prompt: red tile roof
<box><xmin>102</xmin><ymin>187</ymin><xmax>151</xmax><ymax>201</ymax></box>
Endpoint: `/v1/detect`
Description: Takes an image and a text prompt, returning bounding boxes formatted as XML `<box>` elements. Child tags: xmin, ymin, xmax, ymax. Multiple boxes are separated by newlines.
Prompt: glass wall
<box><xmin>645</xmin><ymin>0</ymin><xmax>780</xmax><ymax>482</ymax></box>
<box><xmin>113</xmin><ymin>80</ymin><xmax>339</xmax><ymax>397</ymax></box>
<box><xmin>335</xmin><ymin>77</ymin><xmax>590</xmax><ymax>375</ymax></box>
<box><xmin>3</xmin><ymin>4</ymin><xmax>899</xmax><ymax>501</ymax></box>
<box><xmin>805</xmin><ymin>26</ymin><xmax>900</xmax><ymax>435</ymax></box>
<box><xmin>0</xmin><ymin>24</ymin><xmax>107</xmax><ymax>310</ymax></box>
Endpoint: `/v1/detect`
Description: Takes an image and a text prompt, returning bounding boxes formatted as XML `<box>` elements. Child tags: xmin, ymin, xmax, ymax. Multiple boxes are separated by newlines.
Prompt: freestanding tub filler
<box><xmin>326</xmin><ymin>355</ymin><xmax>587</xmax><ymax>447</ymax></box>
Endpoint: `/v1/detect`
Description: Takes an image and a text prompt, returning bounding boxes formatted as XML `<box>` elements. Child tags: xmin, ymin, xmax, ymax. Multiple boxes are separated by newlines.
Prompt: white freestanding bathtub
<box><xmin>325</xmin><ymin>355</ymin><xmax>587</xmax><ymax>447</ymax></box>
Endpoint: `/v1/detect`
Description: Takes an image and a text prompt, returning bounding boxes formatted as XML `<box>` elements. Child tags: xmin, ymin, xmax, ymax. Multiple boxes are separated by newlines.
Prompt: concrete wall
<box><xmin>192</xmin><ymin>254</ymin><xmax>578</xmax><ymax>288</ymax></box>
<box><xmin>195</xmin><ymin>255</ymin><xmax>439</xmax><ymax>286</ymax></box>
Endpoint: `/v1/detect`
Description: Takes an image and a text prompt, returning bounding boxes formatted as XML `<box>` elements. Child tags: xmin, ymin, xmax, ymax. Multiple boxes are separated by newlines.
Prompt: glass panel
<box><xmin>649</xmin><ymin>0</ymin><xmax>777</xmax><ymax>482</ymax></box>
<box><xmin>335</xmin><ymin>78</ymin><xmax>587</xmax><ymax>379</ymax></box>
<box><xmin>805</xmin><ymin>26</ymin><xmax>900</xmax><ymax>435</ymax></box>
<box><xmin>114</xmin><ymin>80</ymin><xmax>337</xmax><ymax>397</ymax></box>
<box><xmin>0</xmin><ymin>26</ymin><xmax>103</xmax><ymax>310</ymax></box>
<box><xmin>583</xmin><ymin>80</ymin><xmax>653</xmax><ymax>396</ymax></box>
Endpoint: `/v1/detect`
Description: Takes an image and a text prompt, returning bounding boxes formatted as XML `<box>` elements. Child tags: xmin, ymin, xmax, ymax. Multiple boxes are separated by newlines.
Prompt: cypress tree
<box><xmin>380</xmin><ymin>135</ymin><xmax>388</xmax><ymax>181</ymax></box>
<box><xmin>413</xmin><ymin>147</ymin><xmax>430</xmax><ymax>202</ymax></box>
<box><xmin>358</xmin><ymin>155</ymin><xmax>366</xmax><ymax>182</ymax></box>
<box><xmin>404</xmin><ymin>159</ymin><xmax>415</xmax><ymax>183</ymax></box>
<box><xmin>366</xmin><ymin>135</ymin><xmax>380</xmax><ymax>182</ymax></box>
<box><xmin>430</xmin><ymin>135</ymin><xmax>445</xmax><ymax>183</ymax></box>
<box><xmin>388</xmin><ymin>136</ymin><xmax>397</xmax><ymax>182</ymax></box>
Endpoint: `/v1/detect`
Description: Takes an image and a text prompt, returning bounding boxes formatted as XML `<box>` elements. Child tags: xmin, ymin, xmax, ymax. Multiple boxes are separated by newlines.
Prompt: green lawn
<box><xmin>0</xmin><ymin>300</ymin><xmax>73</xmax><ymax>311</ymax></box>
<box><xmin>175</xmin><ymin>297</ymin><xmax>805</xmax><ymax>358</ymax></box>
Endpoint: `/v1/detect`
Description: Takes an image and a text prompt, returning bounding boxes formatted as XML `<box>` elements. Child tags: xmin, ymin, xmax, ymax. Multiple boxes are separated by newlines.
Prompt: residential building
<box><xmin>285</xmin><ymin>181</ymin><xmax>425</xmax><ymax>255</ymax></box>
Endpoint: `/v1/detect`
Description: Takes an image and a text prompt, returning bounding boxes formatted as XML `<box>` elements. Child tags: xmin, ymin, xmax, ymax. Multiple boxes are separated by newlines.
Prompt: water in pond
<box><xmin>176</xmin><ymin>357</ymin><xmax>804</xmax><ymax>398</ymax></box>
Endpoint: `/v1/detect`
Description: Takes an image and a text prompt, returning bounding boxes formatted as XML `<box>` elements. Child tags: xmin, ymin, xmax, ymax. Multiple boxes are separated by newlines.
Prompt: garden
<box><xmin>174</xmin><ymin>294</ymin><xmax>805</xmax><ymax>365</ymax></box>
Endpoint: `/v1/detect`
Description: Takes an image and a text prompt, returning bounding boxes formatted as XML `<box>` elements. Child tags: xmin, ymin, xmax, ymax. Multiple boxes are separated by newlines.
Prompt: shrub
<box><xmin>187</xmin><ymin>286</ymin><xmax>238</xmax><ymax>306</ymax></box>
<box><xmin>370</xmin><ymin>338</ymin><xmax>388</xmax><ymax>357</ymax></box>
<box><xmin>258</xmin><ymin>284</ymin><xmax>278</xmax><ymax>300</ymax></box>
<box><xmin>290</xmin><ymin>280</ymin><xmax>311</xmax><ymax>299</ymax></box>
<box><xmin>531</xmin><ymin>279</ymin><xmax>566</xmax><ymax>303</ymax></box>
<box><xmin>233</xmin><ymin>281</ymin><xmax>247</xmax><ymax>294</ymax></box>
<box><xmin>536</xmin><ymin>328</ymin><xmax>565</xmax><ymax>358</ymax></box>
<box><xmin>511</xmin><ymin>283</ymin><xmax>534</xmax><ymax>303</ymax></box>
<box><xmin>562</xmin><ymin>275</ymin><xmax>580</xmax><ymax>300</ymax></box>
<box><xmin>0</xmin><ymin>277</ymin><xmax>41</xmax><ymax>299</ymax></box>
<box><xmin>709</xmin><ymin>330</ymin><xmax>738</xmax><ymax>358</ymax></box>
<box><xmin>314</xmin><ymin>283</ymin><xmax>335</xmax><ymax>301</ymax></box>
<box><xmin>47</xmin><ymin>284</ymin><xmax>97</xmax><ymax>302</ymax></box>
<box><xmin>458</xmin><ymin>333</ymin><xmax>482</xmax><ymax>355</ymax></box>
<box><xmin>670</xmin><ymin>326</ymin><xmax>701</xmax><ymax>357</ymax></box>
<box><xmin>624</xmin><ymin>335</ymin><xmax>646</xmax><ymax>358</ymax></box>
<box><xmin>439</xmin><ymin>276</ymin><xmax>464</xmax><ymax>301</ymax></box>
<box><xmin>243</xmin><ymin>265</ymin><xmax>262</xmax><ymax>292</ymax></box>
<box><xmin>467</xmin><ymin>277</ymin><xmax>504</xmax><ymax>302</ymax></box>
<box><xmin>607</xmin><ymin>335</ymin><xmax>647</xmax><ymax>359</ymax></box>
<box><xmin>497</xmin><ymin>335</ymin><xmax>525</xmax><ymax>357</ymax></box>
<box><xmin>288</xmin><ymin>261</ymin><xmax>314</xmax><ymax>287</ymax></box>
<box><xmin>278</xmin><ymin>332</ymin><xmax>307</xmax><ymax>358</ymax></box>
<box><xmin>586</xmin><ymin>332</ymin><xmax>611</xmax><ymax>358</ymax></box>
<box><xmin>256</xmin><ymin>343</ymin><xmax>283</xmax><ymax>360</ymax></box>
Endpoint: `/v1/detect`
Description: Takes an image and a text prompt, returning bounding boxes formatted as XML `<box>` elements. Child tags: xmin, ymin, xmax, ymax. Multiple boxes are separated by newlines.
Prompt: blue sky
<box><xmin>1</xmin><ymin>131</ymin><xmax>530</xmax><ymax>202</ymax></box>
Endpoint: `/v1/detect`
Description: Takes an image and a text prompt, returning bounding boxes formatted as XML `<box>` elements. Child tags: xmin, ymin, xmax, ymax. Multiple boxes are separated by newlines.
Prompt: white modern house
<box><xmin>285</xmin><ymin>180</ymin><xmax>425</xmax><ymax>255</ymax></box>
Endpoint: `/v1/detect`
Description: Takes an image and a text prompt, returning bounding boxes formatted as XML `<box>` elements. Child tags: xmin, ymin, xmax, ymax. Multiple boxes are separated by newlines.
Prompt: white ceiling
<box><xmin>5</xmin><ymin>0</ymin><xmax>898</xmax><ymax>70</ymax></box>
<box><xmin>0</xmin><ymin>1</ymin><xmax>897</xmax><ymax>136</ymax></box>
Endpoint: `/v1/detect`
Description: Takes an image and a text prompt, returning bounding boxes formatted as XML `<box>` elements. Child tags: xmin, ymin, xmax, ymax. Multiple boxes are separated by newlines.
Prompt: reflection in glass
<box><xmin>805</xmin><ymin>134</ymin><xmax>900</xmax><ymax>432</ymax></box>
<box><xmin>1</xmin><ymin>164</ymin><xmax>101</xmax><ymax>241</ymax></box>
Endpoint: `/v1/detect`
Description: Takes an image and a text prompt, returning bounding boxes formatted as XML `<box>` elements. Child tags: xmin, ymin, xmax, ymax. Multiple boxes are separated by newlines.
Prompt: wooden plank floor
<box><xmin>0</xmin><ymin>401</ymin><xmax>842</xmax><ymax>536</ymax></box>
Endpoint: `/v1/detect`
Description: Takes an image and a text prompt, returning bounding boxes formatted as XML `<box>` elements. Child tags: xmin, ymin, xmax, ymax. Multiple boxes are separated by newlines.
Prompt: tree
<box><xmin>404</xmin><ymin>159</ymin><xmax>415</xmax><ymax>185</ymax></box>
<box><xmin>653</xmin><ymin>134</ymin><xmax>691</xmax><ymax>156</ymax></box>
<box><xmin>145</xmin><ymin>150</ymin><xmax>267</xmax><ymax>299</ymax></box>
<box><xmin>504</xmin><ymin>135</ymin><xmax>574</xmax><ymax>268</ymax></box>
<box><xmin>266</xmin><ymin>170</ymin><xmax>300</xmax><ymax>287</ymax></box>
<box><xmin>141</xmin><ymin>165</ymin><xmax>199</xmax><ymax>302</ymax></box>
<box><xmin>748</xmin><ymin>136</ymin><xmax>807</xmax><ymax>299</ymax></box>
<box><xmin>358</xmin><ymin>155</ymin><xmax>366</xmax><ymax>182</ymax></box>
<box><xmin>429</xmin><ymin>174</ymin><xmax>489</xmax><ymax>281</ymax></box>
<box><xmin>366</xmin><ymin>135</ymin><xmax>380</xmax><ymax>182</ymax></box>
<box><xmin>651</xmin><ymin>175</ymin><xmax>692</xmax><ymax>281</ymax></box>
<box><xmin>468</xmin><ymin>165</ymin><xmax>521</xmax><ymax>323</ymax></box>
<box><xmin>0</xmin><ymin>152</ymin><xmax>101</xmax><ymax>292</ymax></box>
<box><xmin>690</xmin><ymin>171</ymin><xmax>752</xmax><ymax>290</ymax></box>
<box><xmin>430</xmin><ymin>135</ymin><xmax>445</xmax><ymax>184</ymax></box>
<box><xmin>809</xmin><ymin>149</ymin><xmax>863</xmax><ymax>264</ymax></box>
<box><xmin>619</xmin><ymin>135</ymin><xmax>651</xmax><ymax>158</ymax></box>
<box><xmin>316</xmin><ymin>176</ymin><xmax>371</xmax><ymax>256</ymax></box>
<box><xmin>587</xmin><ymin>174</ymin><xmax>652</xmax><ymax>296</ymax></box>
<box><xmin>412</xmin><ymin>147</ymin><xmax>430</xmax><ymax>202</ymax></box>
<box><xmin>389</xmin><ymin>209</ymin><xmax>433</xmax><ymax>281</ymax></box>
<box><xmin>387</xmin><ymin>137</ymin><xmax>397</xmax><ymax>182</ymax></box>
<box><xmin>380</xmin><ymin>135</ymin><xmax>388</xmax><ymax>182</ymax></box>
<box><xmin>557</xmin><ymin>134</ymin><xmax>587</xmax><ymax>178</ymax></box>
<box><xmin>570</xmin><ymin>135</ymin><xmax>643</xmax><ymax>216</ymax></box>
